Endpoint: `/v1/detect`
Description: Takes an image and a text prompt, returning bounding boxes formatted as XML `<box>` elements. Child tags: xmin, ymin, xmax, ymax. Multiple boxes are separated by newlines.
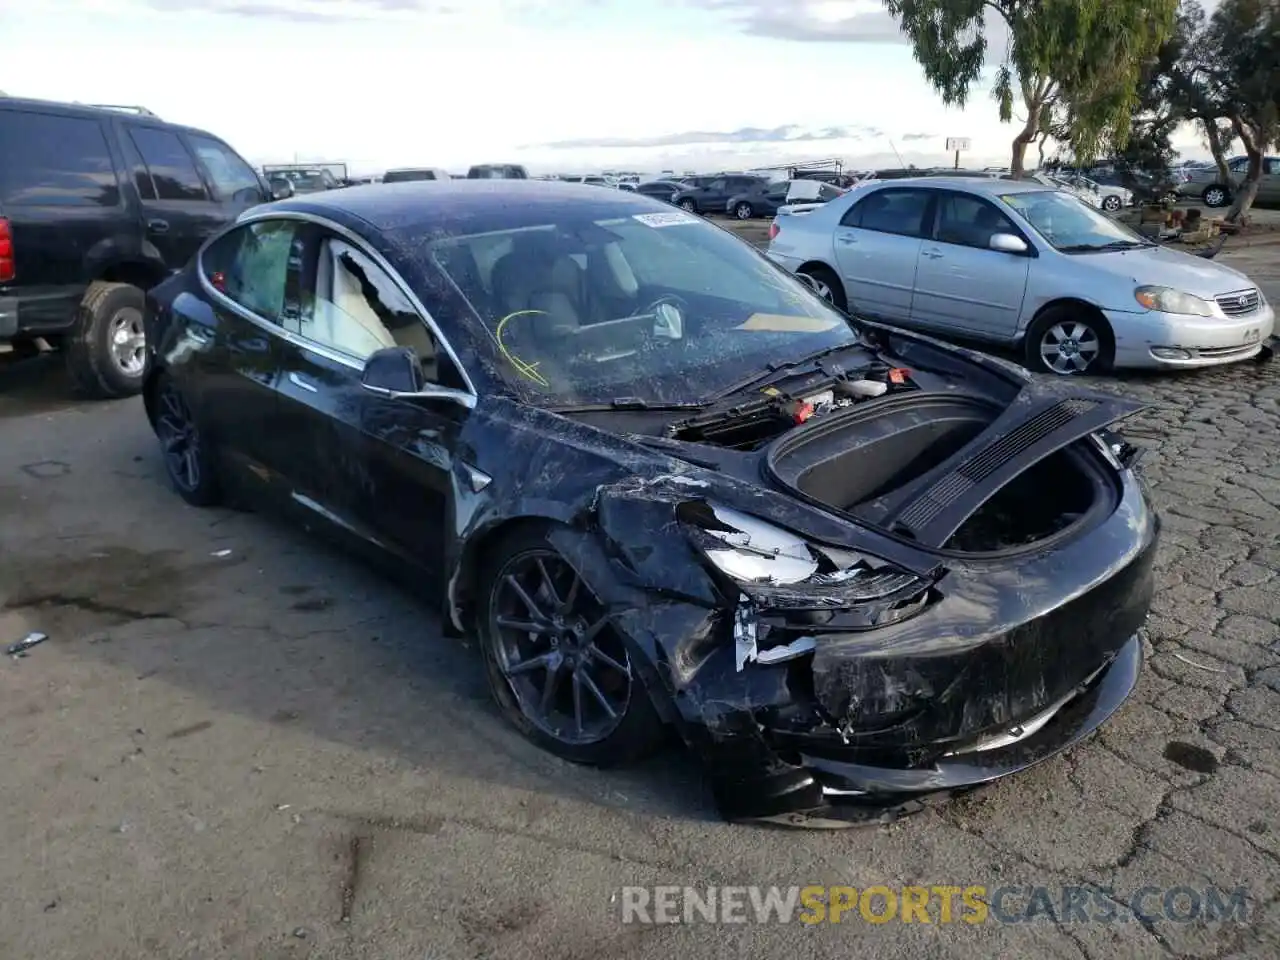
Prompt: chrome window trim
<box><xmin>195</xmin><ymin>209</ymin><xmax>479</xmax><ymax>398</ymax></box>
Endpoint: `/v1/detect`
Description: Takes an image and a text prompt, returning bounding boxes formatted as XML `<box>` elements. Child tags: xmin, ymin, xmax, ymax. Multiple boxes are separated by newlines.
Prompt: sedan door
<box><xmin>832</xmin><ymin>187</ymin><xmax>934</xmax><ymax>321</ymax></box>
<box><xmin>272</xmin><ymin>226</ymin><xmax>461</xmax><ymax>572</ymax></box>
<box><xmin>910</xmin><ymin>190</ymin><xmax>1032</xmax><ymax>340</ymax></box>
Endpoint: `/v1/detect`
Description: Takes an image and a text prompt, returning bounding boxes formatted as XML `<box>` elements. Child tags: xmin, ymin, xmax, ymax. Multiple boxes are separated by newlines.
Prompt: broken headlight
<box><xmin>677</xmin><ymin>500</ymin><xmax>930</xmax><ymax>602</ymax></box>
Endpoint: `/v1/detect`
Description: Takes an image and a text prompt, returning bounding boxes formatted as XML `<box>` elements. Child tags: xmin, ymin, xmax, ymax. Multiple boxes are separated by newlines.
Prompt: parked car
<box><xmin>634</xmin><ymin>179</ymin><xmax>689</xmax><ymax>203</ymax></box>
<box><xmin>1057</xmin><ymin>173</ymin><xmax>1133</xmax><ymax>212</ymax></box>
<box><xmin>277</xmin><ymin>168</ymin><xmax>341</xmax><ymax>194</ymax></box>
<box><xmin>1175</xmin><ymin>156</ymin><xmax>1280</xmax><ymax>208</ymax></box>
<box><xmin>467</xmin><ymin>163</ymin><xmax>529</xmax><ymax>180</ymax></box>
<box><xmin>383</xmin><ymin>167</ymin><xmax>451</xmax><ymax>183</ymax></box>
<box><xmin>143</xmin><ymin>179</ymin><xmax>1156</xmax><ymax>825</ymax></box>
<box><xmin>725</xmin><ymin>179</ymin><xmax>845</xmax><ymax>219</ymax></box>
<box><xmin>672</xmin><ymin>174</ymin><xmax>769</xmax><ymax>214</ymax></box>
<box><xmin>766</xmin><ymin>176</ymin><xmax>1274</xmax><ymax>375</ymax></box>
<box><xmin>0</xmin><ymin>97</ymin><xmax>284</xmax><ymax>398</ymax></box>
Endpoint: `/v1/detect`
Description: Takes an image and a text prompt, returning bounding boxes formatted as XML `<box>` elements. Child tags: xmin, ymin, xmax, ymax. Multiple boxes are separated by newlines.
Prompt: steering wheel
<box><xmin>637</xmin><ymin>294</ymin><xmax>689</xmax><ymax>340</ymax></box>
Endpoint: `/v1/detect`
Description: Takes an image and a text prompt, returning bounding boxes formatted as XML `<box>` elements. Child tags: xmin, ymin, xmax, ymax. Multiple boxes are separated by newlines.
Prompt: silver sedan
<box><xmin>766</xmin><ymin>176</ymin><xmax>1274</xmax><ymax>375</ymax></box>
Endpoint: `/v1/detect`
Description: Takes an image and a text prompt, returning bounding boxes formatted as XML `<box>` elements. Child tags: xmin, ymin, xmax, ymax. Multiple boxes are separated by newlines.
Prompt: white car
<box><xmin>765</xmin><ymin>176</ymin><xmax>1273</xmax><ymax>375</ymax></box>
<box><xmin>1027</xmin><ymin>172</ymin><xmax>1133</xmax><ymax>212</ymax></box>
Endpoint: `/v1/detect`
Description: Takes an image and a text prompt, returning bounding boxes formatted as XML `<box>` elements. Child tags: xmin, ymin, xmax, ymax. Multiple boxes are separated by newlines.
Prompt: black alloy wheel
<box><xmin>154</xmin><ymin>376</ymin><xmax>221</xmax><ymax>506</ymax></box>
<box><xmin>478</xmin><ymin>532</ymin><xmax>664</xmax><ymax>765</ymax></box>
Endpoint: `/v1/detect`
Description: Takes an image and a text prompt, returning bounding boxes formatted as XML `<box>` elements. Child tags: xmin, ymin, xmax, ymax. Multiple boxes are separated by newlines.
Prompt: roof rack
<box><xmin>84</xmin><ymin>103</ymin><xmax>160</xmax><ymax>118</ymax></box>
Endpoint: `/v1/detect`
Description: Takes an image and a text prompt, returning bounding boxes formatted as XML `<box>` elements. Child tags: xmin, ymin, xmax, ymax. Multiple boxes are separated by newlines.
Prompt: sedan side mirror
<box><xmin>268</xmin><ymin>177</ymin><xmax>295</xmax><ymax>201</ymax></box>
<box><xmin>360</xmin><ymin>346</ymin><xmax>475</xmax><ymax>408</ymax></box>
<box><xmin>989</xmin><ymin>232</ymin><xmax>1029</xmax><ymax>255</ymax></box>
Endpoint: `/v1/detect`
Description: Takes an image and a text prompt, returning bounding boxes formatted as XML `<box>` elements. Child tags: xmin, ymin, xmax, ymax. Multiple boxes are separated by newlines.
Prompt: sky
<box><xmin>0</xmin><ymin>0</ymin><xmax>1217</xmax><ymax>176</ymax></box>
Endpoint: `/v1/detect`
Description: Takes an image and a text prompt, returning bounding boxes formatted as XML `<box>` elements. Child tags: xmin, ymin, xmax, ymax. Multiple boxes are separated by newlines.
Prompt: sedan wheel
<box><xmin>479</xmin><ymin>536</ymin><xmax>663</xmax><ymax>764</ymax></box>
<box><xmin>734</xmin><ymin>202</ymin><xmax>753</xmax><ymax>220</ymax></box>
<box><xmin>1102</xmin><ymin>195</ymin><xmax>1122</xmax><ymax>212</ymax></box>
<box><xmin>153</xmin><ymin>376</ymin><xmax>221</xmax><ymax>506</ymax></box>
<box><xmin>680</xmin><ymin>199</ymin><xmax>697</xmax><ymax>214</ymax></box>
<box><xmin>1038</xmin><ymin>320</ymin><xmax>1102</xmax><ymax>375</ymax></box>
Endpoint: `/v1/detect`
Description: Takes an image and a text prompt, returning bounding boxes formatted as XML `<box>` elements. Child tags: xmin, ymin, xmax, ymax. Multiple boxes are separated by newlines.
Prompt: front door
<box><xmin>272</xmin><ymin>226</ymin><xmax>465</xmax><ymax>572</ymax></box>
<box><xmin>122</xmin><ymin>123</ymin><xmax>226</xmax><ymax>270</ymax></box>
<box><xmin>832</xmin><ymin>186</ymin><xmax>933</xmax><ymax>321</ymax></box>
<box><xmin>910</xmin><ymin>190</ymin><xmax>1032</xmax><ymax>339</ymax></box>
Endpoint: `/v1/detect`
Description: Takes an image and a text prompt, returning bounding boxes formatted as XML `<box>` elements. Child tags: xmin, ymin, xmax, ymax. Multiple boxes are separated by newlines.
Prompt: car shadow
<box><xmin>0</xmin><ymin>351</ymin><xmax>87</xmax><ymax>420</ymax></box>
<box><xmin>5</xmin><ymin>422</ymin><xmax>720</xmax><ymax>826</ymax></box>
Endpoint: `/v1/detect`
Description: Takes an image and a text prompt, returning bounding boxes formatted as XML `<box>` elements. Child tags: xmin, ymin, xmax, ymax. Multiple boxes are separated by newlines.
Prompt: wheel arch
<box><xmin>1024</xmin><ymin>298</ymin><xmax>1117</xmax><ymax>369</ymax></box>
<box><xmin>98</xmin><ymin>258</ymin><xmax>170</xmax><ymax>292</ymax></box>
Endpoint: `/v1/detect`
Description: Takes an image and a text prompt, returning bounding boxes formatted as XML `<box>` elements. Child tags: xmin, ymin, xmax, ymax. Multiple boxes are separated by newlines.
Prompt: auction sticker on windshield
<box><xmin>633</xmin><ymin>211</ymin><xmax>699</xmax><ymax>228</ymax></box>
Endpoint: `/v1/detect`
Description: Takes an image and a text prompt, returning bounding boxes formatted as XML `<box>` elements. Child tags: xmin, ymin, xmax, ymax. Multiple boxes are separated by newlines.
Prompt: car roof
<box><xmin>270</xmin><ymin>178</ymin><xmax>665</xmax><ymax>233</ymax></box>
<box><xmin>865</xmin><ymin>176</ymin><xmax>1053</xmax><ymax>195</ymax></box>
<box><xmin>0</xmin><ymin>95</ymin><xmax>219</xmax><ymax>139</ymax></box>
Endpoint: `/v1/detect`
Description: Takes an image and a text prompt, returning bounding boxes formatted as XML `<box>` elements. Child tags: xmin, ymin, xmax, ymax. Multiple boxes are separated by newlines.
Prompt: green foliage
<box><xmin>884</xmin><ymin>0</ymin><xmax>1179</xmax><ymax>167</ymax></box>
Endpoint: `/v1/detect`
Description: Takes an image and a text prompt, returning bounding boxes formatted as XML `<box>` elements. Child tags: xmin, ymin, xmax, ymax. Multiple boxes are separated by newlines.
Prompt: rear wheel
<box><xmin>679</xmin><ymin>198</ymin><xmax>698</xmax><ymax>214</ymax></box>
<box><xmin>797</xmin><ymin>264</ymin><xmax>848</xmax><ymax>313</ymax></box>
<box><xmin>476</xmin><ymin>527</ymin><xmax>664</xmax><ymax>766</ymax></box>
<box><xmin>1024</xmin><ymin>306</ymin><xmax>1114</xmax><ymax>376</ymax></box>
<box><xmin>1102</xmin><ymin>194</ymin><xmax>1122</xmax><ymax>212</ymax></box>
<box><xmin>65</xmin><ymin>281</ymin><xmax>148</xmax><ymax>399</ymax></box>
<box><xmin>1203</xmin><ymin>185</ymin><xmax>1230</xmax><ymax>208</ymax></box>
<box><xmin>152</xmin><ymin>374</ymin><xmax>222</xmax><ymax>506</ymax></box>
<box><xmin>734</xmin><ymin>201</ymin><xmax>754</xmax><ymax>220</ymax></box>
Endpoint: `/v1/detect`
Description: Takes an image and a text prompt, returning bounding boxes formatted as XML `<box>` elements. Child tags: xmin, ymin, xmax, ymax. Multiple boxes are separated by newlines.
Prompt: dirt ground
<box><xmin>1</xmin><ymin>229</ymin><xmax>1279</xmax><ymax>960</ymax></box>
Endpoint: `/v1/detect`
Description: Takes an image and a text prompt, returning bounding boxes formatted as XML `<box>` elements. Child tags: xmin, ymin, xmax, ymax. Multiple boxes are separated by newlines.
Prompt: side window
<box><xmin>301</xmin><ymin>236</ymin><xmax>455</xmax><ymax>383</ymax></box>
<box><xmin>202</xmin><ymin>220</ymin><xmax>300</xmax><ymax>322</ymax></box>
<box><xmin>706</xmin><ymin>178</ymin><xmax>727</xmax><ymax>192</ymax></box>
<box><xmin>1228</xmin><ymin>158</ymin><xmax>1249</xmax><ymax>173</ymax></box>
<box><xmin>841</xmin><ymin>189</ymin><xmax>933</xmax><ymax>238</ymax></box>
<box><xmin>0</xmin><ymin>109</ymin><xmax>121</xmax><ymax>207</ymax></box>
<box><xmin>128</xmin><ymin>126</ymin><xmax>210</xmax><ymax>201</ymax></box>
<box><xmin>1265</xmin><ymin>158</ymin><xmax>1279</xmax><ymax>175</ymax></box>
<box><xmin>187</xmin><ymin>135</ymin><xmax>264</xmax><ymax>205</ymax></box>
<box><xmin>934</xmin><ymin>192</ymin><xmax>1018</xmax><ymax>249</ymax></box>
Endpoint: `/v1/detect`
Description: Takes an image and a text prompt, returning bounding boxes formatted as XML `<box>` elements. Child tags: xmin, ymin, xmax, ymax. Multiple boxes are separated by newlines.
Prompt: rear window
<box><xmin>0</xmin><ymin>109</ymin><xmax>122</xmax><ymax>207</ymax></box>
<box><xmin>384</xmin><ymin>170</ymin><xmax>438</xmax><ymax>183</ymax></box>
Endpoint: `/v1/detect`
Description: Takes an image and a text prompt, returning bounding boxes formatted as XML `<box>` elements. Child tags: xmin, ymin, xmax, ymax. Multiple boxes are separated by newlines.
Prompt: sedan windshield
<box><xmin>428</xmin><ymin>207</ymin><xmax>860</xmax><ymax>405</ymax></box>
<box><xmin>999</xmin><ymin>189</ymin><xmax>1147</xmax><ymax>252</ymax></box>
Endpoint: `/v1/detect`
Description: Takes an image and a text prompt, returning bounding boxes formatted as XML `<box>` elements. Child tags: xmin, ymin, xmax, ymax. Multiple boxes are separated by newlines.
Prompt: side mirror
<box><xmin>989</xmin><ymin>232</ymin><xmax>1029</xmax><ymax>255</ymax></box>
<box><xmin>269</xmin><ymin>177</ymin><xmax>295</xmax><ymax>201</ymax></box>
<box><xmin>360</xmin><ymin>346</ymin><xmax>475</xmax><ymax>408</ymax></box>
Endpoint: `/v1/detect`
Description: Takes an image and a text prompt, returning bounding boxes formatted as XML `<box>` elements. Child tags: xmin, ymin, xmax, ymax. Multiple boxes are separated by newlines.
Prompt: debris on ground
<box><xmin>211</xmin><ymin>549</ymin><xmax>232</xmax><ymax>558</ymax></box>
<box><xmin>7</xmin><ymin>631</ymin><xmax>48</xmax><ymax>657</ymax></box>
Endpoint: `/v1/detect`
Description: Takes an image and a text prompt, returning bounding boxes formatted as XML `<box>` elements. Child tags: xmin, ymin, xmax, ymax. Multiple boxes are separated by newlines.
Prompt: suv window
<box><xmin>935</xmin><ymin>192</ymin><xmax>1018</xmax><ymax>248</ymax></box>
<box><xmin>128</xmin><ymin>126</ymin><xmax>210</xmax><ymax>201</ymax></box>
<box><xmin>202</xmin><ymin>220</ymin><xmax>301</xmax><ymax>321</ymax></box>
<box><xmin>188</xmin><ymin>135</ymin><xmax>263</xmax><ymax>204</ymax></box>
<box><xmin>0</xmin><ymin>109</ymin><xmax>121</xmax><ymax>207</ymax></box>
<box><xmin>705</xmin><ymin>179</ymin><xmax>727</xmax><ymax>192</ymax></box>
<box><xmin>842</xmin><ymin>188</ymin><xmax>933</xmax><ymax>237</ymax></box>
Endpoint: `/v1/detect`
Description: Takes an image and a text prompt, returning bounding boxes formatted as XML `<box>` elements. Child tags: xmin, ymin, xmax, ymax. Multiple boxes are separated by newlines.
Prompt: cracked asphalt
<box><xmin>1</xmin><ymin>237</ymin><xmax>1278</xmax><ymax>960</ymax></box>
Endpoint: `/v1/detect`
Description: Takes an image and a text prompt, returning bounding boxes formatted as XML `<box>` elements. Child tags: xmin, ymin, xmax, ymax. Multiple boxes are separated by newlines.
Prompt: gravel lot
<box><xmin>1</xmin><ymin>231</ymin><xmax>1278</xmax><ymax>960</ymax></box>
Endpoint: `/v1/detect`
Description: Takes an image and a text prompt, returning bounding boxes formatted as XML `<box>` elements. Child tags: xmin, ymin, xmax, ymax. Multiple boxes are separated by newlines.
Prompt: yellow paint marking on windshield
<box><xmin>737</xmin><ymin>314</ymin><xmax>841</xmax><ymax>333</ymax></box>
<box><xmin>495</xmin><ymin>309</ymin><xmax>551</xmax><ymax>387</ymax></box>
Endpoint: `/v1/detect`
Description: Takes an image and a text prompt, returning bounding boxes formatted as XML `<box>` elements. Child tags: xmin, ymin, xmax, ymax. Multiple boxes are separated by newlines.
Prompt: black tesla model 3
<box><xmin>141</xmin><ymin>180</ymin><xmax>1158</xmax><ymax>826</ymax></box>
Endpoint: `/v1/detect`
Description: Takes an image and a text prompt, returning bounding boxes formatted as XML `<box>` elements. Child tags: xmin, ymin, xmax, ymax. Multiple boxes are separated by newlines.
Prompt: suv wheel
<box><xmin>679</xmin><ymin>198</ymin><xmax>698</xmax><ymax>214</ymax></box>
<box><xmin>1202</xmin><ymin>185</ymin><xmax>1230</xmax><ymax>208</ymax></box>
<box><xmin>65</xmin><ymin>281</ymin><xmax>148</xmax><ymax>399</ymax></box>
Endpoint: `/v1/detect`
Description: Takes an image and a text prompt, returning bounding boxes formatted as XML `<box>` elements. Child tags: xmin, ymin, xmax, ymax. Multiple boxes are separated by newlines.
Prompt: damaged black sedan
<box><xmin>142</xmin><ymin>180</ymin><xmax>1158</xmax><ymax>825</ymax></box>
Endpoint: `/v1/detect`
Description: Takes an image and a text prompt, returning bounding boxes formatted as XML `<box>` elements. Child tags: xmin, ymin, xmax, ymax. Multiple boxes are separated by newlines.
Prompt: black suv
<box><xmin>0</xmin><ymin>98</ymin><xmax>285</xmax><ymax>398</ymax></box>
<box><xmin>670</xmin><ymin>175</ymin><xmax>768</xmax><ymax>215</ymax></box>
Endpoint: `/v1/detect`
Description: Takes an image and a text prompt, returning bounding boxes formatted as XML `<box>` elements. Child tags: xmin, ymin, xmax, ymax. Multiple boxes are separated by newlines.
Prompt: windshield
<box><xmin>999</xmin><ymin>189</ymin><xmax>1146</xmax><ymax>251</ymax></box>
<box><xmin>428</xmin><ymin>207</ymin><xmax>860</xmax><ymax>405</ymax></box>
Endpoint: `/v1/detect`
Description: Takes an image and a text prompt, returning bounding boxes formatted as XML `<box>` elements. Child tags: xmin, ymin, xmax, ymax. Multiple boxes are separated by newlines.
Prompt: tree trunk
<box><xmin>1224</xmin><ymin>116</ymin><xmax>1264</xmax><ymax>224</ymax></box>
<box><xmin>1201</xmin><ymin>118</ymin><xmax>1232</xmax><ymax>186</ymax></box>
<box><xmin>1010</xmin><ymin>106</ymin><xmax>1041</xmax><ymax>177</ymax></box>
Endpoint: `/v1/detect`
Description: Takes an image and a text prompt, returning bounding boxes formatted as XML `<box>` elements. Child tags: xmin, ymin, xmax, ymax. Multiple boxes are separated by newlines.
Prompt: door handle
<box><xmin>836</xmin><ymin>235</ymin><xmax>857</xmax><ymax>245</ymax></box>
<box><xmin>922</xmin><ymin>249</ymin><xmax>944</xmax><ymax>259</ymax></box>
<box><xmin>147</xmin><ymin>218</ymin><xmax>170</xmax><ymax>234</ymax></box>
<box><xmin>288</xmin><ymin>371</ymin><xmax>318</xmax><ymax>393</ymax></box>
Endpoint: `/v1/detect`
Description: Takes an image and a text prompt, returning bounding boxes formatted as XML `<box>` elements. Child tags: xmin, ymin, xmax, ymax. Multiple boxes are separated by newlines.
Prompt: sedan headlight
<box><xmin>1134</xmin><ymin>285</ymin><xmax>1216</xmax><ymax>317</ymax></box>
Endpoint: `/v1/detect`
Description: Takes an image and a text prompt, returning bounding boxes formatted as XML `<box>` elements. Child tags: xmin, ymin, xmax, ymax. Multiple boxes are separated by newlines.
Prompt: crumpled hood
<box><xmin>1074</xmin><ymin>243</ymin><xmax>1253</xmax><ymax>299</ymax></box>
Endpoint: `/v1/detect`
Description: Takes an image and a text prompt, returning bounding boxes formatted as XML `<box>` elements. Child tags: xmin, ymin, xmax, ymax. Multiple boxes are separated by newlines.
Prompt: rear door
<box><xmin>832</xmin><ymin>186</ymin><xmax>934</xmax><ymax>322</ymax></box>
<box><xmin>122</xmin><ymin>124</ymin><xmax>225</xmax><ymax>270</ymax></box>
<box><xmin>0</xmin><ymin>107</ymin><xmax>130</xmax><ymax>334</ymax></box>
<box><xmin>911</xmin><ymin>190</ymin><xmax>1032</xmax><ymax>339</ymax></box>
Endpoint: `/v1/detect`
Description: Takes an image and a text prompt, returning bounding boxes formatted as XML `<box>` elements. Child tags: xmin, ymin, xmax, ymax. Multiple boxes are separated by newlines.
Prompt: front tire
<box><xmin>152</xmin><ymin>373</ymin><xmax>222</xmax><ymax>507</ymax></box>
<box><xmin>797</xmin><ymin>264</ymin><xmax>848</xmax><ymax>313</ymax></box>
<box><xmin>476</xmin><ymin>526</ymin><xmax>664</xmax><ymax>766</ymax></box>
<box><xmin>679</xmin><ymin>198</ymin><xmax>698</xmax><ymax>214</ymax></box>
<box><xmin>734</xmin><ymin>202</ymin><xmax>754</xmax><ymax>220</ymax></box>
<box><xmin>1102</xmin><ymin>195</ymin><xmax>1122</xmax><ymax>212</ymax></box>
<box><xmin>1203</xmin><ymin>185</ymin><xmax>1230</xmax><ymax>208</ymax></box>
<box><xmin>1024</xmin><ymin>306</ymin><xmax>1114</xmax><ymax>376</ymax></box>
<box><xmin>65</xmin><ymin>281</ymin><xmax>148</xmax><ymax>399</ymax></box>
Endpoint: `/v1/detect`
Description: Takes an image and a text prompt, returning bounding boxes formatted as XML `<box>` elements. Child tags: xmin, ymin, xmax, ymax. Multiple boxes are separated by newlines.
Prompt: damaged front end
<box><xmin>586</xmin><ymin>383</ymin><xmax>1159</xmax><ymax>827</ymax></box>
